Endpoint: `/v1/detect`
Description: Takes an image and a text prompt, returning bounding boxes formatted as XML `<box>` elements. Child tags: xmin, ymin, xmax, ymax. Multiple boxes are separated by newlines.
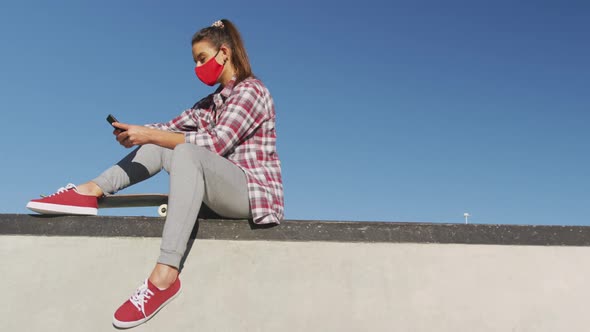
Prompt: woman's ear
<box><xmin>219</xmin><ymin>45</ymin><xmax>231</xmax><ymax>64</ymax></box>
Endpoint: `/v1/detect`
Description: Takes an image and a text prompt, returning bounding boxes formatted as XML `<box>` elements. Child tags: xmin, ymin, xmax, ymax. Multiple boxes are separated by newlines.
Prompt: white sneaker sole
<box><xmin>112</xmin><ymin>285</ymin><xmax>182</xmax><ymax>329</ymax></box>
<box><xmin>26</xmin><ymin>202</ymin><xmax>97</xmax><ymax>216</ymax></box>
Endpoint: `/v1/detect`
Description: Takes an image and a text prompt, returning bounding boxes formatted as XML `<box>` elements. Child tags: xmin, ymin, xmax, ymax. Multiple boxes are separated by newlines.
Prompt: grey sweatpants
<box><xmin>92</xmin><ymin>143</ymin><xmax>251</xmax><ymax>269</ymax></box>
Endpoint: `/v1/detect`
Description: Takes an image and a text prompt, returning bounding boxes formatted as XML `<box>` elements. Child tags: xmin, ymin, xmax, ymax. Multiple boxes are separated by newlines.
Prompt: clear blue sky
<box><xmin>1</xmin><ymin>0</ymin><xmax>588</xmax><ymax>225</ymax></box>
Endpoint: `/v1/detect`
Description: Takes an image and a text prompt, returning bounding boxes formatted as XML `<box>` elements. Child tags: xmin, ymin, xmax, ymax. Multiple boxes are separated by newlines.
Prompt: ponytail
<box><xmin>192</xmin><ymin>19</ymin><xmax>254</xmax><ymax>85</ymax></box>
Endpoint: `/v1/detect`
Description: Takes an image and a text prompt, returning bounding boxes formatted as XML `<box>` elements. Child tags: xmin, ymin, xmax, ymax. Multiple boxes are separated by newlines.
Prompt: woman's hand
<box><xmin>112</xmin><ymin>122</ymin><xmax>154</xmax><ymax>148</ymax></box>
<box><xmin>112</xmin><ymin>122</ymin><xmax>186</xmax><ymax>149</ymax></box>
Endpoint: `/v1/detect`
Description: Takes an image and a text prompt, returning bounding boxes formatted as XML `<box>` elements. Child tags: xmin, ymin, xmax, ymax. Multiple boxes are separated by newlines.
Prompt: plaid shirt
<box><xmin>146</xmin><ymin>77</ymin><xmax>284</xmax><ymax>224</ymax></box>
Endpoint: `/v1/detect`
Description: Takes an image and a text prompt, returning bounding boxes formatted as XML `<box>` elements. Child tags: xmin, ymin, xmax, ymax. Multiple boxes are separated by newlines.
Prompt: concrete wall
<box><xmin>2</xmin><ymin>234</ymin><xmax>589</xmax><ymax>332</ymax></box>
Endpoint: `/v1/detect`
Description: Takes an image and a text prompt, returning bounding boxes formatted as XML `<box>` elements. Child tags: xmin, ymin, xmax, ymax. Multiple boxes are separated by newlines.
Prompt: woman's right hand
<box><xmin>112</xmin><ymin>122</ymin><xmax>130</xmax><ymax>147</ymax></box>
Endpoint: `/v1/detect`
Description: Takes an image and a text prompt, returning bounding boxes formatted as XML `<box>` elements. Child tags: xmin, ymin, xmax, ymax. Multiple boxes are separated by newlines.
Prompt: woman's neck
<box><xmin>219</xmin><ymin>64</ymin><xmax>237</xmax><ymax>86</ymax></box>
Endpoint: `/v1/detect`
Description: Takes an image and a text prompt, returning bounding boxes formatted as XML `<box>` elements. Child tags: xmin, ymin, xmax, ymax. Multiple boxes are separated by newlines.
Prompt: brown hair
<box><xmin>192</xmin><ymin>19</ymin><xmax>253</xmax><ymax>85</ymax></box>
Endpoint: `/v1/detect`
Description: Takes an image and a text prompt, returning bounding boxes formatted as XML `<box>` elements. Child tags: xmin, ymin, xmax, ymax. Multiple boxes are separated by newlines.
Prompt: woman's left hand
<box><xmin>112</xmin><ymin>122</ymin><xmax>155</xmax><ymax>148</ymax></box>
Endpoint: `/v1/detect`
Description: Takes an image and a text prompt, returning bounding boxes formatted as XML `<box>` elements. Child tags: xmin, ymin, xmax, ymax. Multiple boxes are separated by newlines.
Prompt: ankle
<box><xmin>76</xmin><ymin>182</ymin><xmax>104</xmax><ymax>197</ymax></box>
<box><xmin>149</xmin><ymin>264</ymin><xmax>179</xmax><ymax>290</ymax></box>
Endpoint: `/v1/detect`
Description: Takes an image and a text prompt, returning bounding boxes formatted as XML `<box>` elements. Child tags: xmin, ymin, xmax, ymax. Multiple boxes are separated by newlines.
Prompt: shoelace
<box><xmin>130</xmin><ymin>280</ymin><xmax>155</xmax><ymax>316</ymax></box>
<box><xmin>46</xmin><ymin>183</ymin><xmax>77</xmax><ymax>197</ymax></box>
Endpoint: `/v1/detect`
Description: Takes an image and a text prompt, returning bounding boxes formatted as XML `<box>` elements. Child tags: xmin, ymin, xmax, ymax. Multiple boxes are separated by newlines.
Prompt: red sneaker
<box><xmin>26</xmin><ymin>183</ymin><xmax>98</xmax><ymax>215</ymax></box>
<box><xmin>113</xmin><ymin>278</ymin><xmax>182</xmax><ymax>329</ymax></box>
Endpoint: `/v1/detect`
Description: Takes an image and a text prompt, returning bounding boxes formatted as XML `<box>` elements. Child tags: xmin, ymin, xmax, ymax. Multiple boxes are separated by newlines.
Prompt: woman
<box><xmin>26</xmin><ymin>19</ymin><xmax>284</xmax><ymax>328</ymax></box>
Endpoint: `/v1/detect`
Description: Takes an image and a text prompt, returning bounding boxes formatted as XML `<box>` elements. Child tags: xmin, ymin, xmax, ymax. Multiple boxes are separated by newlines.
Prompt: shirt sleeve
<box><xmin>144</xmin><ymin>96</ymin><xmax>212</xmax><ymax>132</ymax></box>
<box><xmin>184</xmin><ymin>84</ymin><xmax>268</xmax><ymax>156</ymax></box>
<box><xmin>144</xmin><ymin>109</ymin><xmax>197</xmax><ymax>132</ymax></box>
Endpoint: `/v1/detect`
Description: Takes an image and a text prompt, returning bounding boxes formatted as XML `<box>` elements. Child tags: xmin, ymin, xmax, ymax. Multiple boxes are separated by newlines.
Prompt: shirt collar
<box><xmin>219</xmin><ymin>76</ymin><xmax>237</xmax><ymax>99</ymax></box>
<box><xmin>212</xmin><ymin>76</ymin><xmax>236</xmax><ymax>109</ymax></box>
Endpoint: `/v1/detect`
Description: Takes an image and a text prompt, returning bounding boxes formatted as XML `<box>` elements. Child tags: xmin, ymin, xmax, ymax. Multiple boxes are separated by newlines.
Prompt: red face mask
<box><xmin>194</xmin><ymin>49</ymin><xmax>224</xmax><ymax>86</ymax></box>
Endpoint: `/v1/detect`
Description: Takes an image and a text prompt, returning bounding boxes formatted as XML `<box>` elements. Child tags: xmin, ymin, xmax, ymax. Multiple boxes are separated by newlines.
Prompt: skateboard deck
<box><xmin>98</xmin><ymin>194</ymin><xmax>221</xmax><ymax>218</ymax></box>
<box><xmin>98</xmin><ymin>194</ymin><xmax>168</xmax><ymax>209</ymax></box>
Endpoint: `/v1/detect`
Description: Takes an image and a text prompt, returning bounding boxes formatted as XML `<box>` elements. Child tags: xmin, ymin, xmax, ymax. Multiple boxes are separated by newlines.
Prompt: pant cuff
<box><xmin>91</xmin><ymin>175</ymin><xmax>117</xmax><ymax>195</ymax></box>
<box><xmin>157</xmin><ymin>249</ymin><xmax>183</xmax><ymax>269</ymax></box>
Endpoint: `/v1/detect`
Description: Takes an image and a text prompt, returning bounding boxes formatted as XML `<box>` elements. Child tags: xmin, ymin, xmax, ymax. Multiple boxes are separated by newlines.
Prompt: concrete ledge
<box><xmin>4</xmin><ymin>215</ymin><xmax>590</xmax><ymax>331</ymax></box>
<box><xmin>1</xmin><ymin>214</ymin><xmax>590</xmax><ymax>246</ymax></box>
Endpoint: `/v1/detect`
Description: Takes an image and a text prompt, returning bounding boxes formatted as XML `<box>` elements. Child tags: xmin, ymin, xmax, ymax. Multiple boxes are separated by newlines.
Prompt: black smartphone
<box><xmin>106</xmin><ymin>114</ymin><xmax>125</xmax><ymax>131</ymax></box>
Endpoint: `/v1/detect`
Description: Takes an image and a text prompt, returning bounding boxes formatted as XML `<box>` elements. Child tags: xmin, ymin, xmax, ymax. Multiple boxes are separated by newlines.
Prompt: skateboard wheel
<box><xmin>158</xmin><ymin>204</ymin><xmax>167</xmax><ymax>217</ymax></box>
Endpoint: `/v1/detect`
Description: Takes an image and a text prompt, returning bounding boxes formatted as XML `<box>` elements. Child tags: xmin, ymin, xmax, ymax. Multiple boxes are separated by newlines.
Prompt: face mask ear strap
<box><xmin>216</xmin><ymin>47</ymin><xmax>229</xmax><ymax>65</ymax></box>
<box><xmin>204</xmin><ymin>48</ymin><xmax>223</xmax><ymax>66</ymax></box>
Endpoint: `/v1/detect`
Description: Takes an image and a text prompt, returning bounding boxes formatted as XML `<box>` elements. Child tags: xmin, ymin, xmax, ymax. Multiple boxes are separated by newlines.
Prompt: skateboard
<box><xmin>98</xmin><ymin>194</ymin><xmax>222</xmax><ymax>219</ymax></box>
<box><xmin>98</xmin><ymin>194</ymin><xmax>169</xmax><ymax>216</ymax></box>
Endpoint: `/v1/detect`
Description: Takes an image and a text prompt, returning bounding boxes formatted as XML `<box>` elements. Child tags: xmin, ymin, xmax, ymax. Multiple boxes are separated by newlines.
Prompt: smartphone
<box><xmin>106</xmin><ymin>114</ymin><xmax>125</xmax><ymax>131</ymax></box>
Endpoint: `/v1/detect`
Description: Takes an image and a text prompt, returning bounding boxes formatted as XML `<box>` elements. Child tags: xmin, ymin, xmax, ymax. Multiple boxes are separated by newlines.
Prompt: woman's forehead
<box><xmin>192</xmin><ymin>40</ymin><xmax>216</xmax><ymax>55</ymax></box>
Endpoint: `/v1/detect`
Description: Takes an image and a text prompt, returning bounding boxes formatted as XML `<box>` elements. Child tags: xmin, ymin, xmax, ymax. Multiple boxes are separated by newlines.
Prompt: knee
<box><xmin>172</xmin><ymin>143</ymin><xmax>208</xmax><ymax>167</ymax></box>
<box><xmin>173</xmin><ymin>143</ymin><xmax>200</xmax><ymax>156</ymax></box>
<box><xmin>138</xmin><ymin>143</ymin><xmax>164</xmax><ymax>155</ymax></box>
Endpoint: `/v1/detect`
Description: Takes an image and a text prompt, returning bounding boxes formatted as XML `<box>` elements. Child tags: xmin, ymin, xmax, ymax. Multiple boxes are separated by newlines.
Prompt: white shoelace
<box><xmin>47</xmin><ymin>183</ymin><xmax>77</xmax><ymax>197</ymax></box>
<box><xmin>130</xmin><ymin>280</ymin><xmax>155</xmax><ymax>316</ymax></box>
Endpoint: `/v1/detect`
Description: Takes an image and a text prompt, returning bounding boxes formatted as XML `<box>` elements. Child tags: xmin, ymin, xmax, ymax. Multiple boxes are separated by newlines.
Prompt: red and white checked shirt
<box><xmin>146</xmin><ymin>77</ymin><xmax>284</xmax><ymax>224</ymax></box>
